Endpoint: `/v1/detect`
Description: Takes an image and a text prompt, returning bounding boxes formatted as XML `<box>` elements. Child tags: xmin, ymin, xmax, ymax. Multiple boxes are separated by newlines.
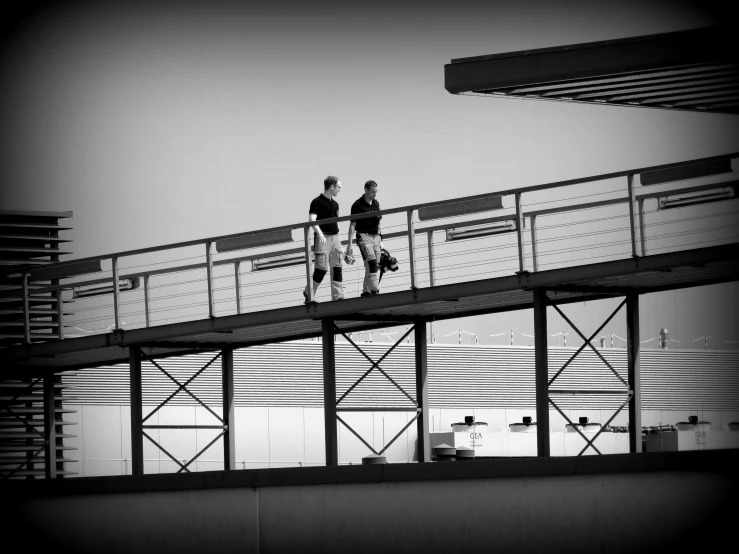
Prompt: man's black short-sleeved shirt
<box><xmin>309</xmin><ymin>194</ymin><xmax>340</xmax><ymax>235</ymax></box>
<box><xmin>350</xmin><ymin>197</ymin><xmax>382</xmax><ymax>234</ymax></box>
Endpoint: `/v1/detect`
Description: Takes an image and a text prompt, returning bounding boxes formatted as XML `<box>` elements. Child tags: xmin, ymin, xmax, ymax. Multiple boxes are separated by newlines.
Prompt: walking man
<box><xmin>304</xmin><ymin>176</ymin><xmax>345</xmax><ymax>302</ymax></box>
<box><xmin>347</xmin><ymin>180</ymin><xmax>383</xmax><ymax>297</ymax></box>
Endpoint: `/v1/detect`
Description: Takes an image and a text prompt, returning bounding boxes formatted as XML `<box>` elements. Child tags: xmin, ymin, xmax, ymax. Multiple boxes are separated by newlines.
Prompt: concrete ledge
<box><xmin>6</xmin><ymin>449</ymin><xmax>738</xmax><ymax>499</ymax></box>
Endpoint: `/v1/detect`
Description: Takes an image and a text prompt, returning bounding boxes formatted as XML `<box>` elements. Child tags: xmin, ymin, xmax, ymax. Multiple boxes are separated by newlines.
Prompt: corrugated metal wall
<box><xmin>62</xmin><ymin>343</ymin><xmax>739</xmax><ymax>411</ymax></box>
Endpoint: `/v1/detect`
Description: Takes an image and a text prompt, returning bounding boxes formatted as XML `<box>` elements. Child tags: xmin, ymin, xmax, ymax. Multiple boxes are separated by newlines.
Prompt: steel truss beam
<box><xmin>323</xmin><ymin>319</ymin><xmax>430</xmax><ymax>464</ymax></box>
<box><xmin>545</xmin><ymin>294</ymin><xmax>638</xmax><ymax>456</ymax></box>
<box><xmin>128</xmin><ymin>348</ymin><xmax>235</xmax><ymax>474</ymax></box>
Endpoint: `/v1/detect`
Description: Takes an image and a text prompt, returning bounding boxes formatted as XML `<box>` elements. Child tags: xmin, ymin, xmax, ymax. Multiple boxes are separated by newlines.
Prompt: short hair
<box><xmin>364</xmin><ymin>180</ymin><xmax>378</xmax><ymax>190</ymax></box>
<box><xmin>324</xmin><ymin>175</ymin><xmax>339</xmax><ymax>190</ymax></box>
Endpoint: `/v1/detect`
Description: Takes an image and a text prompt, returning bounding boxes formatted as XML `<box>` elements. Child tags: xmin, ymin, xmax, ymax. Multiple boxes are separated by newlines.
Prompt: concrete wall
<box><xmin>7</xmin><ymin>451</ymin><xmax>737</xmax><ymax>553</ymax></box>
<box><xmin>64</xmin><ymin>404</ymin><xmax>739</xmax><ymax>476</ymax></box>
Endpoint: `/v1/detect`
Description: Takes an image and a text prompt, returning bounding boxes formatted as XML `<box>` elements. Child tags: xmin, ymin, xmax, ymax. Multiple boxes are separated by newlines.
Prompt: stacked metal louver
<box><xmin>0</xmin><ymin>210</ymin><xmax>77</xmax><ymax>478</ymax></box>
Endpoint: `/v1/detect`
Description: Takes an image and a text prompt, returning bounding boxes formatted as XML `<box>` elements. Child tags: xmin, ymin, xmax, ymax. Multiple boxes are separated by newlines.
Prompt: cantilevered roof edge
<box><xmin>445</xmin><ymin>26</ymin><xmax>736</xmax><ymax>94</ymax></box>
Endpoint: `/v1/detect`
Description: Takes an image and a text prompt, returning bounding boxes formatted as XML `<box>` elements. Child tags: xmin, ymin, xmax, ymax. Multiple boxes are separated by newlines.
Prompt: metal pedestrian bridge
<box><xmin>1</xmin><ymin>151</ymin><xmax>738</xmax><ymax>477</ymax></box>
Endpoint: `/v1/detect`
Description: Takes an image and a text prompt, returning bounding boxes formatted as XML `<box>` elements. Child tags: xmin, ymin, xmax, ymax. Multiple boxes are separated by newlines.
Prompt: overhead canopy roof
<box><xmin>445</xmin><ymin>27</ymin><xmax>739</xmax><ymax>114</ymax></box>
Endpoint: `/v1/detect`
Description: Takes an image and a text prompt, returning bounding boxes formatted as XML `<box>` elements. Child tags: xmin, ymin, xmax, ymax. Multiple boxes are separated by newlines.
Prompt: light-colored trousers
<box><xmin>305</xmin><ymin>234</ymin><xmax>344</xmax><ymax>301</ymax></box>
<box><xmin>357</xmin><ymin>233</ymin><xmax>381</xmax><ymax>293</ymax></box>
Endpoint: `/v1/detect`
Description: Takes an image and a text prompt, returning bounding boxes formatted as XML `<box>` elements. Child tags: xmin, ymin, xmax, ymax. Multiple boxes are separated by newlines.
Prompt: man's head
<box><xmin>364</xmin><ymin>180</ymin><xmax>378</xmax><ymax>201</ymax></box>
<box><xmin>324</xmin><ymin>175</ymin><xmax>342</xmax><ymax>197</ymax></box>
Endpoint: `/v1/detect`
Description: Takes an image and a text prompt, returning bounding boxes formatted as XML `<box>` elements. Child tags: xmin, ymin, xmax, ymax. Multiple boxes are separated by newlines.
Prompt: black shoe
<box><xmin>361</xmin><ymin>292</ymin><xmax>371</xmax><ymax>297</ymax></box>
<box><xmin>303</xmin><ymin>290</ymin><xmax>311</xmax><ymax>304</ymax></box>
<box><xmin>371</xmin><ymin>290</ymin><xmax>380</xmax><ymax>295</ymax></box>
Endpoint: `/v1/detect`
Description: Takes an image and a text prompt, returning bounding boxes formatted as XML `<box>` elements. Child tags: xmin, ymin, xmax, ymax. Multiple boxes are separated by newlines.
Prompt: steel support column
<box><xmin>222</xmin><ymin>347</ymin><xmax>236</xmax><ymax>470</ymax></box>
<box><xmin>626</xmin><ymin>293</ymin><xmax>642</xmax><ymax>453</ymax></box>
<box><xmin>130</xmin><ymin>345</ymin><xmax>144</xmax><ymax>474</ymax></box>
<box><xmin>322</xmin><ymin>319</ymin><xmax>338</xmax><ymax>466</ymax></box>
<box><xmin>533</xmin><ymin>289</ymin><xmax>550</xmax><ymax>457</ymax></box>
<box><xmin>414</xmin><ymin>321</ymin><xmax>430</xmax><ymax>462</ymax></box>
<box><xmin>43</xmin><ymin>374</ymin><xmax>57</xmax><ymax>479</ymax></box>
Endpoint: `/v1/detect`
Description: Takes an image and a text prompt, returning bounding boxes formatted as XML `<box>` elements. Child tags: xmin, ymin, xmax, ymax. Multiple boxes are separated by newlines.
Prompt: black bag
<box><xmin>378</xmin><ymin>248</ymin><xmax>398</xmax><ymax>282</ymax></box>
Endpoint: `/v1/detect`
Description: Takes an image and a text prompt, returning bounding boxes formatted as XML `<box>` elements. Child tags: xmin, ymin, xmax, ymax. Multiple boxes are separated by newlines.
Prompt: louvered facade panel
<box><xmin>62</xmin><ymin>343</ymin><xmax>739</xmax><ymax>411</ymax></box>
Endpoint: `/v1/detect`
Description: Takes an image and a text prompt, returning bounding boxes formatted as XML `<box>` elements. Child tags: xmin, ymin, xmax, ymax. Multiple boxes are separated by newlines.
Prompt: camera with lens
<box><xmin>379</xmin><ymin>248</ymin><xmax>398</xmax><ymax>281</ymax></box>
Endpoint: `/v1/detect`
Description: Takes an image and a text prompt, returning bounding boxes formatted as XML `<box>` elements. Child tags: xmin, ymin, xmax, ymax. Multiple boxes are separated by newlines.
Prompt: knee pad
<box><xmin>368</xmin><ymin>259</ymin><xmax>378</xmax><ymax>274</ymax></box>
<box><xmin>332</xmin><ymin>267</ymin><xmax>343</xmax><ymax>282</ymax></box>
<box><xmin>313</xmin><ymin>268</ymin><xmax>327</xmax><ymax>283</ymax></box>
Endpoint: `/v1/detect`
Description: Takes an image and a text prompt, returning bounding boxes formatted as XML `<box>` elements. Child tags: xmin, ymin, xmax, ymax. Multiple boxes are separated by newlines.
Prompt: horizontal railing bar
<box><xmin>527</xmin><ymin>197</ymin><xmax>625</xmax><ymax>217</ymax></box>
<box><xmin>141</xmin><ymin>425</ymin><xmax>227</xmax><ymax>429</ymax></box>
<box><xmin>549</xmin><ymin>389</ymin><xmax>634</xmax><ymax>395</ymax></box>
<box><xmin>335</xmin><ymin>407</ymin><xmax>421</xmax><ymax>412</ymax></box>
<box><xmin>8</xmin><ymin>151</ymin><xmax>736</xmax><ymax>279</ymax></box>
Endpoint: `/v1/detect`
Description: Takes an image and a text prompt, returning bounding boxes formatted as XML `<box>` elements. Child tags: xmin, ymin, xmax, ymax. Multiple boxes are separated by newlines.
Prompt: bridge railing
<box><xmin>6</xmin><ymin>152</ymin><xmax>738</xmax><ymax>343</ymax></box>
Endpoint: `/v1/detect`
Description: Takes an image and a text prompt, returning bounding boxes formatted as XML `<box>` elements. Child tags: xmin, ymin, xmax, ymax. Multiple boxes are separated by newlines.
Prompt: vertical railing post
<box><xmin>534</xmin><ymin>289</ymin><xmax>550</xmax><ymax>457</ymax></box>
<box><xmin>234</xmin><ymin>261</ymin><xmax>242</xmax><ymax>314</ymax></box>
<box><xmin>304</xmin><ymin>227</ymin><xmax>314</xmax><ymax>302</ymax></box>
<box><xmin>515</xmin><ymin>193</ymin><xmax>526</xmax><ymax>272</ymax></box>
<box><xmin>530</xmin><ymin>214</ymin><xmax>538</xmax><ymax>272</ymax></box>
<box><xmin>55</xmin><ymin>286</ymin><xmax>64</xmax><ymax>340</ymax></box>
<box><xmin>627</xmin><ymin>293</ymin><xmax>642</xmax><ymax>453</ymax></box>
<box><xmin>130</xmin><ymin>345</ymin><xmax>144</xmax><ymax>475</ymax></box>
<box><xmin>43</xmin><ymin>373</ymin><xmax>57</xmax><ymax>479</ymax></box>
<box><xmin>638</xmin><ymin>198</ymin><xmax>647</xmax><ymax>257</ymax></box>
<box><xmin>144</xmin><ymin>275</ymin><xmax>151</xmax><ymax>328</ymax></box>
<box><xmin>427</xmin><ymin>231</ymin><xmax>435</xmax><ymax>287</ymax></box>
<box><xmin>22</xmin><ymin>272</ymin><xmax>31</xmax><ymax>343</ymax></box>
<box><xmin>322</xmin><ymin>319</ymin><xmax>338</xmax><ymax>465</ymax></box>
<box><xmin>407</xmin><ymin>210</ymin><xmax>417</xmax><ymax>289</ymax></box>
<box><xmin>205</xmin><ymin>242</ymin><xmax>216</xmax><ymax>318</ymax></box>
<box><xmin>415</xmin><ymin>321</ymin><xmax>430</xmax><ymax>462</ymax></box>
<box><xmin>627</xmin><ymin>174</ymin><xmax>639</xmax><ymax>258</ymax></box>
<box><xmin>112</xmin><ymin>257</ymin><xmax>121</xmax><ymax>330</ymax></box>
<box><xmin>222</xmin><ymin>348</ymin><xmax>235</xmax><ymax>470</ymax></box>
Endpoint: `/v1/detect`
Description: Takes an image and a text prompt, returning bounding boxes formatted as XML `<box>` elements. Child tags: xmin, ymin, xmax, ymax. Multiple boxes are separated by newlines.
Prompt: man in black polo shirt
<box><xmin>304</xmin><ymin>175</ymin><xmax>345</xmax><ymax>302</ymax></box>
<box><xmin>347</xmin><ymin>180</ymin><xmax>383</xmax><ymax>297</ymax></box>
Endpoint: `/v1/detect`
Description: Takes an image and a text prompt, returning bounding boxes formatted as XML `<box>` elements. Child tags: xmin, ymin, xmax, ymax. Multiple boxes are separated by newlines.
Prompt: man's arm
<box><xmin>309</xmin><ymin>213</ymin><xmax>326</xmax><ymax>247</ymax></box>
<box><xmin>377</xmin><ymin>202</ymin><xmax>383</xmax><ymax>250</ymax></box>
<box><xmin>347</xmin><ymin>221</ymin><xmax>356</xmax><ymax>252</ymax></box>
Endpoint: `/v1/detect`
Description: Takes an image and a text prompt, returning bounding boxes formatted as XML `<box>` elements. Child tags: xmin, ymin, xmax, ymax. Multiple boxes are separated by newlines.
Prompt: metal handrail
<box><xmin>9</xmin><ymin>150</ymin><xmax>738</xmax><ymax>339</ymax></box>
<box><xmin>27</xmin><ymin>175</ymin><xmax>738</xmax><ymax>295</ymax></box>
<box><xmin>6</xmin><ymin>151</ymin><xmax>736</xmax><ymax>278</ymax></box>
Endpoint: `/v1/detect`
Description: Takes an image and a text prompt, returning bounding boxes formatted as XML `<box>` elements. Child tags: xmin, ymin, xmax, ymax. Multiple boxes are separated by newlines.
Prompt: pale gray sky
<box><xmin>1</xmin><ymin>0</ymin><xmax>737</xmax><ymax>347</ymax></box>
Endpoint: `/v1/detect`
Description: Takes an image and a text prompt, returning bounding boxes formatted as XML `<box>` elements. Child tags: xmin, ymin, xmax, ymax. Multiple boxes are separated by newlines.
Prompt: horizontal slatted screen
<box><xmin>62</xmin><ymin>343</ymin><xmax>739</xmax><ymax>410</ymax></box>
